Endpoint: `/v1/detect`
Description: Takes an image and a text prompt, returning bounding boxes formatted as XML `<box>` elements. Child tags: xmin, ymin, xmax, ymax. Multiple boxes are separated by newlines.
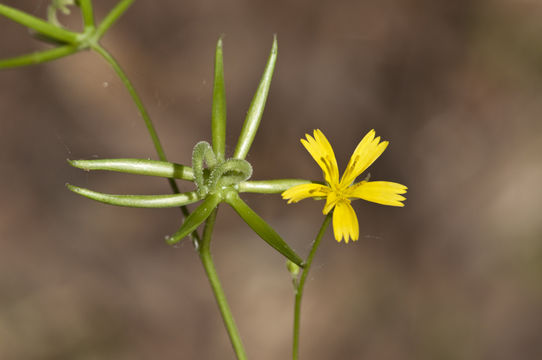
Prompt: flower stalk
<box><xmin>292</xmin><ymin>213</ymin><xmax>332</xmax><ymax>360</ymax></box>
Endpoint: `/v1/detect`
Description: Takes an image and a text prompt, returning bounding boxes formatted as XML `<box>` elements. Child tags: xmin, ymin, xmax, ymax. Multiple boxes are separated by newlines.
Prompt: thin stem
<box><xmin>78</xmin><ymin>0</ymin><xmax>95</xmax><ymax>30</ymax></box>
<box><xmin>199</xmin><ymin>208</ymin><xmax>248</xmax><ymax>360</ymax></box>
<box><xmin>91</xmin><ymin>44</ymin><xmax>165</xmax><ymax>159</ymax></box>
<box><xmin>95</xmin><ymin>0</ymin><xmax>134</xmax><ymax>40</ymax></box>
<box><xmin>92</xmin><ymin>43</ymin><xmax>199</xmax><ymax>241</ymax></box>
<box><xmin>293</xmin><ymin>213</ymin><xmax>332</xmax><ymax>360</ymax></box>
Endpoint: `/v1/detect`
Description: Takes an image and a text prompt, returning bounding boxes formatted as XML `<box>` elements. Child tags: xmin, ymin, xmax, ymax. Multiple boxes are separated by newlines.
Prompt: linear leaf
<box><xmin>68</xmin><ymin>158</ymin><xmax>194</xmax><ymax>180</ymax></box>
<box><xmin>225</xmin><ymin>191</ymin><xmax>303</xmax><ymax>266</ymax></box>
<box><xmin>67</xmin><ymin>184</ymin><xmax>199</xmax><ymax>208</ymax></box>
<box><xmin>233</xmin><ymin>36</ymin><xmax>277</xmax><ymax>159</ymax></box>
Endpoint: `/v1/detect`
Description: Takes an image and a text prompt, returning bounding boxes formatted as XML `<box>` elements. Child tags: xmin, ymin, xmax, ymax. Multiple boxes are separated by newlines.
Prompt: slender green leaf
<box><xmin>68</xmin><ymin>158</ymin><xmax>195</xmax><ymax>180</ymax></box>
<box><xmin>233</xmin><ymin>36</ymin><xmax>277</xmax><ymax>159</ymax></box>
<box><xmin>238</xmin><ymin>179</ymin><xmax>312</xmax><ymax>194</ymax></box>
<box><xmin>67</xmin><ymin>184</ymin><xmax>200</xmax><ymax>208</ymax></box>
<box><xmin>0</xmin><ymin>45</ymin><xmax>78</xmax><ymax>69</ymax></box>
<box><xmin>166</xmin><ymin>193</ymin><xmax>221</xmax><ymax>245</ymax></box>
<box><xmin>225</xmin><ymin>191</ymin><xmax>303</xmax><ymax>266</ymax></box>
<box><xmin>212</xmin><ymin>37</ymin><xmax>227</xmax><ymax>161</ymax></box>
<box><xmin>0</xmin><ymin>4</ymin><xmax>79</xmax><ymax>44</ymax></box>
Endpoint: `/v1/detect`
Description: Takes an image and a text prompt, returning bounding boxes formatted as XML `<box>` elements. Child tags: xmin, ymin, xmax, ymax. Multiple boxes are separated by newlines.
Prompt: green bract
<box><xmin>66</xmin><ymin>38</ymin><xmax>308</xmax><ymax>267</ymax></box>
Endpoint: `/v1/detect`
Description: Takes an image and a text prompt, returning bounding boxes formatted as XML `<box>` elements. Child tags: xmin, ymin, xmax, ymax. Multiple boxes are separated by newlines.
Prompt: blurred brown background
<box><xmin>1</xmin><ymin>0</ymin><xmax>542</xmax><ymax>359</ymax></box>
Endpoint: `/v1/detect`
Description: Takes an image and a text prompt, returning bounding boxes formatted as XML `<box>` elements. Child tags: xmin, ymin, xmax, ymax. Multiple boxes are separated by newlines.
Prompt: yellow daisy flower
<box><xmin>282</xmin><ymin>129</ymin><xmax>407</xmax><ymax>243</ymax></box>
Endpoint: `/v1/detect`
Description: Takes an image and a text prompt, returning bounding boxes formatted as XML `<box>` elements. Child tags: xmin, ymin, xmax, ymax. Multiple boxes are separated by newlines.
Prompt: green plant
<box><xmin>1</xmin><ymin>1</ymin><xmax>407</xmax><ymax>358</ymax></box>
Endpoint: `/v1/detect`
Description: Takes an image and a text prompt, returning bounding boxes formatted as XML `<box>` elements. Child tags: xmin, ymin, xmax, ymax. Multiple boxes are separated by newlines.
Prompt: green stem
<box><xmin>293</xmin><ymin>213</ymin><xmax>332</xmax><ymax>360</ymax></box>
<box><xmin>78</xmin><ymin>0</ymin><xmax>95</xmax><ymax>30</ymax></box>
<box><xmin>199</xmin><ymin>208</ymin><xmax>248</xmax><ymax>360</ymax></box>
<box><xmin>95</xmin><ymin>0</ymin><xmax>134</xmax><ymax>40</ymax></box>
<box><xmin>91</xmin><ymin>43</ymin><xmax>198</xmax><ymax>240</ymax></box>
<box><xmin>91</xmin><ymin>44</ymin><xmax>166</xmax><ymax>160</ymax></box>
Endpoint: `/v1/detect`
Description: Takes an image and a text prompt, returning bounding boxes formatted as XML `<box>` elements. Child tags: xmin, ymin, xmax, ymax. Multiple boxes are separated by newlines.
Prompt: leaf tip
<box><xmin>271</xmin><ymin>34</ymin><xmax>277</xmax><ymax>53</ymax></box>
<box><xmin>165</xmin><ymin>233</ymin><xmax>185</xmax><ymax>246</ymax></box>
<box><xmin>65</xmin><ymin>183</ymin><xmax>78</xmax><ymax>192</ymax></box>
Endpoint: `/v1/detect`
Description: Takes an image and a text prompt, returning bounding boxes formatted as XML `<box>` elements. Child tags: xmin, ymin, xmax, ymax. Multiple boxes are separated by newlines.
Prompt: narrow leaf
<box><xmin>225</xmin><ymin>191</ymin><xmax>303</xmax><ymax>266</ymax></box>
<box><xmin>68</xmin><ymin>158</ymin><xmax>195</xmax><ymax>180</ymax></box>
<box><xmin>0</xmin><ymin>4</ymin><xmax>79</xmax><ymax>44</ymax></box>
<box><xmin>67</xmin><ymin>184</ymin><xmax>200</xmax><ymax>208</ymax></box>
<box><xmin>233</xmin><ymin>36</ymin><xmax>277</xmax><ymax>159</ymax></box>
<box><xmin>0</xmin><ymin>45</ymin><xmax>78</xmax><ymax>69</ymax></box>
<box><xmin>166</xmin><ymin>193</ymin><xmax>221</xmax><ymax>245</ymax></box>
<box><xmin>238</xmin><ymin>179</ymin><xmax>312</xmax><ymax>194</ymax></box>
<box><xmin>212</xmin><ymin>37</ymin><xmax>227</xmax><ymax>161</ymax></box>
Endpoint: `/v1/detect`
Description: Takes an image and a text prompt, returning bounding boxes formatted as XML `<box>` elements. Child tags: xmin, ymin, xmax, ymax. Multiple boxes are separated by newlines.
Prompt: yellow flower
<box><xmin>282</xmin><ymin>129</ymin><xmax>407</xmax><ymax>243</ymax></box>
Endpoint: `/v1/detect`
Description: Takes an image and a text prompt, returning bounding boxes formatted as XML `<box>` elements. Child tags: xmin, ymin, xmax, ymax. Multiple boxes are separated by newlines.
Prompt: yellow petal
<box><xmin>340</xmin><ymin>130</ymin><xmax>388</xmax><ymax>187</ymax></box>
<box><xmin>332</xmin><ymin>200</ymin><xmax>359</xmax><ymax>243</ymax></box>
<box><xmin>322</xmin><ymin>190</ymin><xmax>339</xmax><ymax>214</ymax></box>
<box><xmin>282</xmin><ymin>183</ymin><xmax>330</xmax><ymax>203</ymax></box>
<box><xmin>300</xmin><ymin>130</ymin><xmax>340</xmax><ymax>186</ymax></box>
<box><xmin>349</xmin><ymin>181</ymin><xmax>407</xmax><ymax>207</ymax></box>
